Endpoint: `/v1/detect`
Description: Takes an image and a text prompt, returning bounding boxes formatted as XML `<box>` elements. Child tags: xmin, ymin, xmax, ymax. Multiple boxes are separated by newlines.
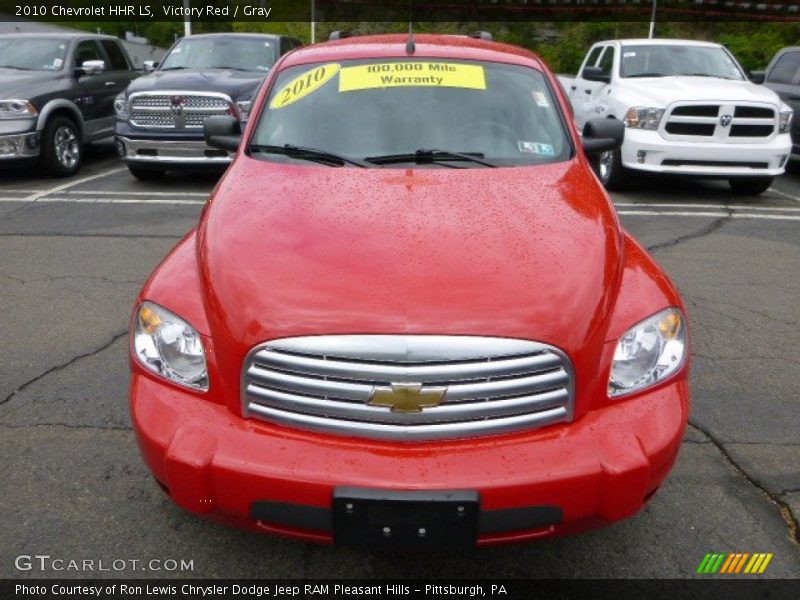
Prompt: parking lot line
<box><xmin>615</xmin><ymin>202</ymin><xmax>800</xmax><ymax>213</ymax></box>
<box><xmin>617</xmin><ymin>210</ymin><xmax>800</xmax><ymax>221</ymax></box>
<box><xmin>767</xmin><ymin>187</ymin><xmax>800</xmax><ymax>203</ymax></box>
<box><xmin>20</xmin><ymin>167</ymin><xmax>127</xmax><ymax>203</ymax></box>
<box><xmin>0</xmin><ymin>189</ymin><xmax>208</xmax><ymax>198</ymax></box>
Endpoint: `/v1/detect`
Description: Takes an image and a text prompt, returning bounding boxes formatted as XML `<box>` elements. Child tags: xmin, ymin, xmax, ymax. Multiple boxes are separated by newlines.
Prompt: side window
<box><xmin>280</xmin><ymin>37</ymin><xmax>300</xmax><ymax>56</ymax></box>
<box><xmin>101</xmin><ymin>41</ymin><xmax>130</xmax><ymax>71</ymax></box>
<box><xmin>583</xmin><ymin>46</ymin><xmax>604</xmax><ymax>71</ymax></box>
<box><xmin>598</xmin><ymin>46</ymin><xmax>615</xmax><ymax>78</ymax></box>
<box><xmin>767</xmin><ymin>51</ymin><xmax>800</xmax><ymax>84</ymax></box>
<box><xmin>74</xmin><ymin>40</ymin><xmax>103</xmax><ymax>68</ymax></box>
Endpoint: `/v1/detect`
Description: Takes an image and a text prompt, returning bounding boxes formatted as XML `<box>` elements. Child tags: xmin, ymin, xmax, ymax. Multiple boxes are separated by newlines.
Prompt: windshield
<box><xmin>620</xmin><ymin>44</ymin><xmax>744</xmax><ymax>80</ymax></box>
<box><xmin>160</xmin><ymin>37</ymin><xmax>275</xmax><ymax>72</ymax></box>
<box><xmin>0</xmin><ymin>38</ymin><xmax>68</xmax><ymax>71</ymax></box>
<box><xmin>251</xmin><ymin>59</ymin><xmax>572</xmax><ymax>167</ymax></box>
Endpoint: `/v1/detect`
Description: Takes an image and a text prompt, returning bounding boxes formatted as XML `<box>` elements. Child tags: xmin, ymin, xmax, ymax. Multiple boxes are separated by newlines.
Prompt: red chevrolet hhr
<box><xmin>129</xmin><ymin>33</ymin><xmax>689</xmax><ymax>547</ymax></box>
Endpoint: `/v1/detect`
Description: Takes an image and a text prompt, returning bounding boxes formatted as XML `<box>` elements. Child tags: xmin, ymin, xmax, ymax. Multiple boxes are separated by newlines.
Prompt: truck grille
<box><xmin>128</xmin><ymin>92</ymin><xmax>233</xmax><ymax>130</ymax></box>
<box><xmin>663</xmin><ymin>102</ymin><xmax>776</xmax><ymax>140</ymax></box>
<box><xmin>241</xmin><ymin>335</ymin><xmax>574</xmax><ymax>441</ymax></box>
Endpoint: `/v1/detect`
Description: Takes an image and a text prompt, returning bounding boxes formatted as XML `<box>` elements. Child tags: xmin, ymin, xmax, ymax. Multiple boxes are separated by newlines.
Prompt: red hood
<box><xmin>198</xmin><ymin>157</ymin><xmax>622</xmax><ymax>372</ymax></box>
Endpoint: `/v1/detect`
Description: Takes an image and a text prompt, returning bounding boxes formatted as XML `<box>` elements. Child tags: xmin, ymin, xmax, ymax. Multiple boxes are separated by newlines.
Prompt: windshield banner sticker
<box><xmin>270</xmin><ymin>63</ymin><xmax>341</xmax><ymax>109</ymax></box>
<box><xmin>518</xmin><ymin>141</ymin><xmax>555</xmax><ymax>156</ymax></box>
<box><xmin>339</xmin><ymin>62</ymin><xmax>486</xmax><ymax>92</ymax></box>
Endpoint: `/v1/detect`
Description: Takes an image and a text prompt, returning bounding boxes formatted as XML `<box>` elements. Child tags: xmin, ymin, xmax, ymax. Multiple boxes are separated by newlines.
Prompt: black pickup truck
<box><xmin>0</xmin><ymin>33</ymin><xmax>138</xmax><ymax>176</ymax></box>
<box><xmin>114</xmin><ymin>33</ymin><xmax>301</xmax><ymax>180</ymax></box>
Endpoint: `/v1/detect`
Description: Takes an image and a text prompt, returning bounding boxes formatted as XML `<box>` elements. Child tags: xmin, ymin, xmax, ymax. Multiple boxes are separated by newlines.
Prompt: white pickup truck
<box><xmin>559</xmin><ymin>39</ymin><xmax>793</xmax><ymax>195</ymax></box>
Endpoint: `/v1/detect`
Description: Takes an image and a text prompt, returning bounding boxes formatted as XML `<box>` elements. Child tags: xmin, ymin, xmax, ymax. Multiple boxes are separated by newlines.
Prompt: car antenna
<box><xmin>406</xmin><ymin>1</ymin><xmax>415</xmax><ymax>55</ymax></box>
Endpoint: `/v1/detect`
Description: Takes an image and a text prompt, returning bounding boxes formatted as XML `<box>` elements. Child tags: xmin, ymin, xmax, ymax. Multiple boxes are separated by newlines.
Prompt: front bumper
<box><xmin>131</xmin><ymin>373</ymin><xmax>688</xmax><ymax>546</ymax></box>
<box><xmin>621</xmin><ymin>129</ymin><xmax>791</xmax><ymax>177</ymax></box>
<box><xmin>116</xmin><ymin>135</ymin><xmax>232</xmax><ymax>167</ymax></box>
<box><xmin>0</xmin><ymin>131</ymin><xmax>40</xmax><ymax>160</ymax></box>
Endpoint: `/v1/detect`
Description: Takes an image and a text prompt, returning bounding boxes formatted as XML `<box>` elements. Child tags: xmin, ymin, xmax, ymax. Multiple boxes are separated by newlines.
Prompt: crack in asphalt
<box><xmin>689</xmin><ymin>421</ymin><xmax>800</xmax><ymax>546</ymax></box>
<box><xmin>646</xmin><ymin>206</ymin><xmax>733</xmax><ymax>253</ymax></box>
<box><xmin>0</xmin><ymin>272</ymin><xmax>143</xmax><ymax>286</ymax></box>
<box><xmin>0</xmin><ymin>330</ymin><xmax>128</xmax><ymax>406</ymax></box>
<box><xmin>0</xmin><ymin>422</ymin><xmax>131</xmax><ymax>431</ymax></box>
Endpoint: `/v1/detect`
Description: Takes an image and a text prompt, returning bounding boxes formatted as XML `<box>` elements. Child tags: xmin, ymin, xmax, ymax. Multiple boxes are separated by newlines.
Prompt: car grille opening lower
<box><xmin>241</xmin><ymin>335</ymin><xmax>575</xmax><ymax>441</ymax></box>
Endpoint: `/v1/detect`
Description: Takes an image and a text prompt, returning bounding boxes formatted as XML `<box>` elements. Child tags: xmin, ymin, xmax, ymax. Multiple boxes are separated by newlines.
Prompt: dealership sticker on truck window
<box><xmin>339</xmin><ymin>62</ymin><xmax>486</xmax><ymax>92</ymax></box>
<box><xmin>518</xmin><ymin>141</ymin><xmax>555</xmax><ymax>156</ymax></box>
<box><xmin>270</xmin><ymin>63</ymin><xmax>341</xmax><ymax>109</ymax></box>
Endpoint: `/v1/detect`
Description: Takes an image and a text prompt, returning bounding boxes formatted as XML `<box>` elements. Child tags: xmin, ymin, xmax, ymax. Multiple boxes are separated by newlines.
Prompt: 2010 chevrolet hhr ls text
<box><xmin>130</xmin><ymin>33</ymin><xmax>690</xmax><ymax>548</ymax></box>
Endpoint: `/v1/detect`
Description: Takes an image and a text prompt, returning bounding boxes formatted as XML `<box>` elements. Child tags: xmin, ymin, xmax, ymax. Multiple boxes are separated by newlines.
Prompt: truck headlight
<box><xmin>608</xmin><ymin>308</ymin><xmax>687</xmax><ymax>397</ymax></box>
<box><xmin>624</xmin><ymin>107</ymin><xmax>664</xmax><ymax>130</ymax></box>
<box><xmin>779</xmin><ymin>109</ymin><xmax>793</xmax><ymax>134</ymax></box>
<box><xmin>235</xmin><ymin>99</ymin><xmax>252</xmax><ymax>124</ymax></box>
<box><xmin>133</xmin><ymin>302</ymin><xmax>208</xmax><ymax>391</ymax></box>
<box><xmin>0</xmin><ymin>99</ymin><xmax>37</xmax><ymax>120</ymax></box>
<box><xmin>114</xmin><ymin>93</ymin><xmax>129</xmax><ymax>120</ymax></box>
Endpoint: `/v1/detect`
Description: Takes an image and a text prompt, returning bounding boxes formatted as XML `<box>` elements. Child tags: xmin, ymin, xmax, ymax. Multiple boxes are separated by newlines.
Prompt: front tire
<box><xmin>728</xmin><ymin>177</ymin><xmax>773</xmax><ymax>196</ymax></box>
<box><xmin>128</xmin><ymin>165</ymin><xmax>166</xmax><ymax>181</ymax></box>
<box><xmin>41</xmin><ymin>116</ymin><xmax>82</xmax><ymax>177</ymax></box>
<box><xmin>594</xmin><ymin>148</ymin><xmax>629</xmax><ymax>191</ymax></box>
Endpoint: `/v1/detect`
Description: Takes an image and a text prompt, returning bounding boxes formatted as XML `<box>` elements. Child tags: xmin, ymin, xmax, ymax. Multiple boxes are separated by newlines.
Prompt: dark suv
<box><xmin>114</xmin><ymin>33</ymin><xmax>301</xmax><ymax>180</ymax></box>
<box><xmin>754</xmin><ymin>47</ymin><xmax>800</xmax><ymax>156</ymax></box>
<box><xmin>0</xmin><ymin>33</ymin><xmax>138</xmax><ymax>176</ymax></box>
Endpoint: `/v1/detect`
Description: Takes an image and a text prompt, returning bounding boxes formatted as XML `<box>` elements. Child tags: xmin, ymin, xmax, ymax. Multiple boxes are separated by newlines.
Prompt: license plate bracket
<box><xmin>333</xmin><ymin>487</ymin><xmax>479</xmax><ymax>548</ymax></box>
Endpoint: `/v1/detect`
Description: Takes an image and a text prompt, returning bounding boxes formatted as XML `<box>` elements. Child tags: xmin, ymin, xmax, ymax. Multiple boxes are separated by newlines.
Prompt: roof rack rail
<box><xmin>329</xmin><ymin>31</ymin><xmax>351</xmax><ymax>41</ymax></box>
<box><xmin>469</xmin><ymin>31</ymin><xmax>493</xmax><ymax>41</ymax></box>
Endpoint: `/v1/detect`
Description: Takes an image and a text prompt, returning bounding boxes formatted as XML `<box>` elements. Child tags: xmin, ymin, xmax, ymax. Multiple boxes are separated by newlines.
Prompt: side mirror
<box><xmin>581</xmin><ymin>66</ymin><xmax>611</xmax><ymax>84</ymax></box>
<box><xmin>143</xmin><ymin>60</ymin><xmax>158</xmax><ymax>73</ymax></box>
<box><xmin>749</xmin><ymin>70</ymin><xmax>765</xmax><ymax>84</ymax></box>
<box><xmin>80</xmin><ymin>60</ymin><xmax>106</xmax><ymax>76</ymax></box>
<box><xmin>582</xmin><ymin>118</ymin><xmax>624</xmax><ymax>155</ymax></box>
<box><xmin>204</xmin><ymin>115</ymin><xmax>242</xmax><ymax>153</ymax></box>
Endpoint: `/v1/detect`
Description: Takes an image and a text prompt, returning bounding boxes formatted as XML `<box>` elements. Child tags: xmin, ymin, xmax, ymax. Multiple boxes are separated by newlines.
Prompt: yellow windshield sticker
<box><xmin>270</xmin><ymin>63</ymin><xmax>340</xmax><ymax>109</ymax></box>
<box><xmin>339</xmin><ymin>62</ymin><xmax>486</xmax><ymax>92</ymax></box>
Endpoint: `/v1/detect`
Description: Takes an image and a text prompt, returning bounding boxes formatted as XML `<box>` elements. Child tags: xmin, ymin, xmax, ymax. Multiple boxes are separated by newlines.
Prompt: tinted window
<box><xmin>253</xmin><ymin>59</ymin><xmax>572</xmax><ymax>168</ymax></box>
<box><xmin>101</xmin><ymin>40</ymin><xmax>130</xmax><ymax>70</ymax></box>
<box><xmin>767</xmin><ymin>51</ymin><xmax>800</xmax><ymax>84</ymax></box>
<box><xmin>160</xmin><ymin>37</ymin><xmax>276</xmax><ymax>72</ymax></box>
<box><xmin>74</xmin><ymin>40</ymin><xmax>103</xmax><ymax>67</ymax></box>
<box><xmin>598</xmin><ymin>46</ymin><xmax>615</xmax><ymax>77</ymax></box>
<box><xmin>584</xmin><ymin>46</ymin><xmax>603</xmax><ymax>69</ymax></box>
<box><xmin>0</xmin><ymin>38</ymin><xmax>68</xmax><ymax>71</ymax></box>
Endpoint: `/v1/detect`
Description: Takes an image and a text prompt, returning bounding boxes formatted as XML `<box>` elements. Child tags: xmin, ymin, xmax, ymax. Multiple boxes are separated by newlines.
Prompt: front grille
<box><xmin>662</xmin><ymin>159</ymin><xmax>769</xmax><ymax>169</ymax></box>
<box><xmin>241</xmin><ymin>335</ymin><xmax>574</xmax><ymax>441</ymax></box>
<box><xmin>663</xmin><ymin>103</ymin><xmax>776</xmax><ymax>140</ymax></box>
<box><xmin>128</xmin><ymin>93</ymin><xmax>233</xmax><ymax>130</ymax></box>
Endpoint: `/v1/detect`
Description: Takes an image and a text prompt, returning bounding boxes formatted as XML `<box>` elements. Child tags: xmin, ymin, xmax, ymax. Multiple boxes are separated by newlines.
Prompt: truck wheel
<box><xmin>594</xmin><ymin>148</ymin><xmax>628</xmax><ymax>191</ymax></box>
<box><xmin>41</xmin><ymin>116</ymin><xmax>82</xmax><ymax>177</ymax></box>
<box><xmin>728</xmin><ymin>177</ymin><xmax>773</xmax><ymax>196</ymax></box>
<box><xmin>128</xmin><ymin>165</ymin><xmax>166</xmax><ymax>181</ymax></box>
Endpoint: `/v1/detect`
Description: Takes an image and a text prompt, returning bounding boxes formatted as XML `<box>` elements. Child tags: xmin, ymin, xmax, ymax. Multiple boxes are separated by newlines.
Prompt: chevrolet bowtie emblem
<box><xmin>368</xmin><ymin>383</ymin><xmax>446</xmax><ymax>413</ymax></box>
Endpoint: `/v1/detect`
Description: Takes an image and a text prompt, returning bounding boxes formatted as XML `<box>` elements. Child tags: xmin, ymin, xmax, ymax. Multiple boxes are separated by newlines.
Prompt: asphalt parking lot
<box><xmin>1</xmin><ymin>144</ymin><xmax>798</xmax><ymax>579</ymax></box>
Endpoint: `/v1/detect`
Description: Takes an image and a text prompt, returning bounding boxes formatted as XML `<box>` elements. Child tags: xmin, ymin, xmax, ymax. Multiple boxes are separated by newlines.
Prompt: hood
<box><xmin>0</xmin><ymin>69</ymin><xmax>62</xmax><ymax>100</ymax></box>
<box><xmin>198</xmin><ymin>158</ymin><xmax>623</xmax><ymax>365</ymax></box>
<box><xmin>619</xmin><ymin>76</ymin><xmax>781</xmax><ymax>108</ymax></box>
<box><xmin>126</xmin><ymin>69</ymin><xmax>265</xmax><ymax>100</ymax></box>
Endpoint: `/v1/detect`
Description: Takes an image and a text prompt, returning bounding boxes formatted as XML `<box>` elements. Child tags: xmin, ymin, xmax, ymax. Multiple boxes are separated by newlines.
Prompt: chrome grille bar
<box><xmin>241</xmin><ymin>335</ymin><xmax>574</xmax><ymax>441</ymax></box>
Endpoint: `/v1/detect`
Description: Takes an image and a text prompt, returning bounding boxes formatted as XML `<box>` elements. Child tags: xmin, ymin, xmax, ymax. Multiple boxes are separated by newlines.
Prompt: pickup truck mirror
<box><xmin>581</xmin><ymin>66</ymin><xmax>610</xmax><ymax>84</ymax></box>
<box><xmin>582</xmin><ymin>118</ymin><xmax>624</xmax><ymax>155</ymax></box>
<box><xmin>80</xmin><ymin>60</ymin><xmax>106</xmax><ymax>76</ymax></box>
<box><xmin>204</xmin><ymin>115</ymin><xmax>242</xmax><ymax>153</ymax></box>
<box><xmin>143</xmin><ymin>60</ymin><xmax>158</xmax><ymax>73</ymax></box>
<box><xmin>749</xmin><ymin>70</ymin><xmax>766</xmax><ymax>84</ymax></box>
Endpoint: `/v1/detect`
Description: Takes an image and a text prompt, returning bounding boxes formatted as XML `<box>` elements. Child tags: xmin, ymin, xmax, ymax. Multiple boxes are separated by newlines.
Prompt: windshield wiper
<box><xmin>625</xmin><ymin>73</ymin><xmax>665</xmax><ymax>78</ymax></box>
<box><xmin>248</xmin><ymin>144</ymin><xmax>369</xmax><ymax>168</ymax></box>
<box><xmin>679</xmin><ymin>72</ymin><xmax>736</xmax><ymax>79</ymax></box>
<box><xmin>365</xmin><ymin>149</ymin><xmax>498</xmax><ymax>168</ymax></box>
<box><xmin>159</xmin><ymin>66</ymin><xmax>187</xmax><ymax>71</ymax></box>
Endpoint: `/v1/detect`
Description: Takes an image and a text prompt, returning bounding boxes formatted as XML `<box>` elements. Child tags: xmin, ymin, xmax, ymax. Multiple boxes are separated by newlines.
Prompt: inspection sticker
<box><xmin>270</xmin><ymin>63</ymin><xmax>341</xmax><ymax>109</ymax></box>
<box><xmin>532</xmin><ymin>90</ymin><xmax>550</xmax><ymax>107</ymax></box>
<box><xmin>518</xmin><ymin>141</ymin><xmax>555</xmax><ymax>156</ymax></box>
<box><xmin>339</xmin><ymin>62</ymin><xmax>486</xmax><ymax>92</ymax></box>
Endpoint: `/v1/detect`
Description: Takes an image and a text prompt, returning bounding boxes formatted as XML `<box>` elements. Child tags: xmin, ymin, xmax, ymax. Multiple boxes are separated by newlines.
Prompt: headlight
<box><xmin>0</xmin><ymin>99</ymin><xmax>37</xmax><ymax>120</ymax></box>
<box><xmin>235</xmin><ymin>99</ymin><xmax>251</xmax><ymax>123</ymax></box>
<box><xmin>624</xmin><ymin>107</ymin><xmax>664</xmax><ymax>130</ymax></box>
<box><xmin>133</xmin><ymin>302</ymin><xmax>208</xmax><ymax>391</ymax></box>
<box><xmin>608</xmin><ymin>307</ymin><xmax>687</xmax><ymax>397</ymax></box>
<box><xmin>114</xmin><ymin>93</ymin><xmax>128</xmax><ymax>120</ymax></box>
<box><xmin>779</xmin><ymin>109</ymin><xmax>793</xmax><ymax>134</ymax></box>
